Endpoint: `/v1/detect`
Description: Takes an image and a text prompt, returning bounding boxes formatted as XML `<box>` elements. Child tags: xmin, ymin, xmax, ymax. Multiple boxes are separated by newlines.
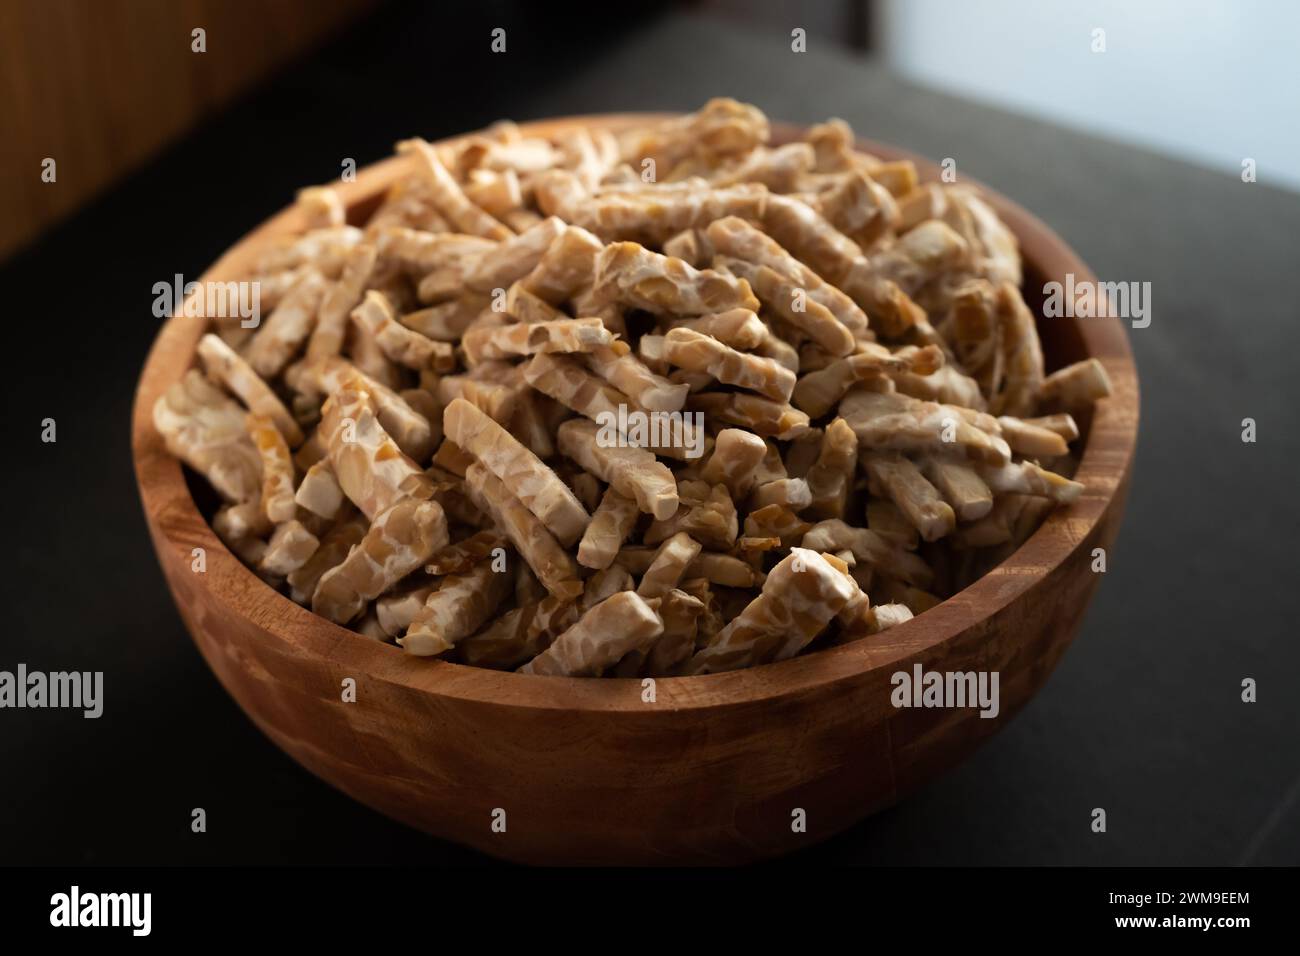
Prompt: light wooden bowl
<box><xmin>132</xmin><ymin>115</ymin><xmax>1138</xmax><ymax>865</ymax></box>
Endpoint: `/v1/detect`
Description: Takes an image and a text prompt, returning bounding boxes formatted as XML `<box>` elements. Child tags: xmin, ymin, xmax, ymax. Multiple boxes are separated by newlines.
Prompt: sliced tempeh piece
<box><xmin>424</xmin><ymin>530</ymin><xmax>507</xmax><ymax>576</ymax></box>
<box><xmin>922</xmin><ymin>458</ymin><xmax>995</xmax><ymax>521</ymax></box>
<box><xmin>287</xmin><ymin>516</ymin><xmax>367</xmax><ymax>604</ymax></box>
<box><xmin>519</xmin><ymin>591</ymin><xmax>665</xmax><ymax>677</ymax></box>
<box><xmin>714</xmin><ymin>255</ymin><xmax>854</xmax><ymax>357</ymax></box>
<box><xmin>750</xmin><ymin>477</ymin><xmax>811</xmax><ymax>511</ymax></box>
<box><xmin>862</xmin><ymin>453</ymin><xmax>956</xmax><ymax>543</ymax></box>
<box><xmin>668</xmin><ymin>308</ymin><xmax>766</xmax><ymax>349</ymax></box>
<box><xmin>1024</xmin><ymin>413</ymin><xmax>1080</xmax><ymax>443</ymax></box>
<box><xmin>686</xmin><ymin>548</ymin><xmax>855</xmax><ymax>674</ymax></box>
<box><xmin>644</xmin><ymin>589</ymin><xmax>707</xmax><ymax>675</ymax></box>
<box><xmin>792</xmin><ymin>344</ymin><xmax>943</xmax><ymax>418</ymax></box>
<box><xmin>306</xmin><ymin>241</ymin><xmax>379</xmax><ymax>360</ymax></box>
<box><xmin>260</xmin><ymin>520</ymin><xmax>319</xmax><ymax>577</ymax></box>
<box><xmin>312</xmin><ymin>497</ymin><xmax>449</xmax><ymax>624</ymax></box>
<box><xmin>841</xmin><ymin>388</ymin><xmax>1009</xmax><ymax>465</ymax></box>
<box><xmin>745</xmin><ymin>503</ymin><xmax>812</xmax><ymax>548</ymax></box>
<box><xmin>556</xmin><ymin>417</ymin><xmax>678</xmax><ymax>521</ymax></box>
<box><xmin>644</xmin><ymin>481</ymin><xmax>737</xmax><ymax>550</ymax></box>
<box><xmin>376</xmin><ymin>582</ymin><xmax>440</xmax><ymax>638</ymax></box>
<box><xmin>304</xmin><ymin>357</ymin><xmax>434</xmax><ymax>460</ymax></box>
<box><xmin>977</xmin><ymin>460</ymin><xmax>1084</xmax><ymax>504</ymax></box>
<box><xmin>577</xmin><ymin>487</ymin><xmax>640</xmax><ymax>570</ymax></box>
<box><xmin>866</xmin><ymin>498</ymin><xmax>919</xmax><ymax>550</ymax></box>
<box><xmin>594</xmin><ymin>241</ymin><xmax>759</xmax><ymax>315</ymax></box>
<box><xmin>458</xmin><ymin>594</ymin><xmax>580</xmax><ymax>670</ymax></box>
<box><xmin>706</xmin><ymin>215</ymin><xmax>867</xmax><ymax>338</ymax></box>
<box><xmin>397</xmin><ymin>138</ymin><xmax>513</xmax><ymax>240</ymax></box>
<box><xmin>400</xmin><ymin>294</ymin><xmax>490</xmax><ymax>341</ymax></box>
<box><xmin>804</xmin><ymin>416</ymin><xmax>858</xmax><ymax>519</ymax></box>
<box><xmin>584</xmin><ymin>342</ymin><xmax>689</xmax><ymax>413</ymax></box>
<box><xmin>522</xmin><ymin>352</ymin><xmax>631</xmax><ymax>423</ymax></box>
<box><xmin>995</xmin><ymin>415</ymin><xmax>1070</xmax><ymax>458</ymax></box>
<box><xmin>349</xmin><ymin>290</ymin><xmax>452</xmax><ymax>371</ymax></box>
<box><xmin>991</xmin><ymin>282</ymin><xmax>1045</xmax><ymax>416</ymax></box>
<box><xmin>294</xmin><ymin>457</ymin><xmax>345</xmax><ymax>519</ymax></box>
<box><xmin>463</xmin><ymin>215</ymin><xmax>566</xmax><ymax>291</ymax></box>
<box><xmin>699</xmin><ymin>428</ymin><xmax>767</xmax><ymax>500</ymax></box>
<box><xmin>243</xmin><ymin>269</ymin><xmax>328</xmax><ymax>378</ymax></box>
<box><xmin>253</xmin><ymin>225</ymin><xmax>362</xmax><ymax>277</ymax></box>
<box><xmin>462</xmin><ymin>317</ymin><xmax>614</xmax><ymax>364</ymax></box>
<box><xmin>1037</xmin><ymin>358</ymin><xmax>1112</xmax><ymax>411</ymax></box>
<box><xmin>463</xmin><ymin>461</ymin><xmax>584</xmax><ymax>599</ymax></box>
<box><xmin>319</xmin><ymin>379</ymin><xmax>432</xmax><ymax>521</ymax></box>
<box><xmin>562</xmin><ymin>183</ymin><xmax>768</xmax><ymax>245</ymax></box>
<box><xmin>687</xmin><ymin>392</ymin><xmax>810</xmax><ymax>439</ymax></box>
<box><xmin>760</xmin><ymin>193</ymin><xmax>863</xmax><ymax>286</ymax></box>
<box><xmin>519</xmin><ymin>224</ymin><xmax>604</xmax><ymax>303</ymax></box>
<box><xmin>246</xmin><ymin>412</ymin><xmax>297</xmax><ymax>523</ymax></box>
<box><xmin>444</xmin><ymin>398</ymin><xmax>590</xmax><ymax>547</ymax></box>
<box><xmin>800</xmin><ymin>518</ymin><xmax>933</xmax><ymax>587</ymax></box>
<box><xmin>662</xmin><ymin>327</ymin><xmax>796</xmax><ymax>402</ymax></box>
<box><xmin>153</xmin><ymin>370</ymin><xmax>262</xmax><ymax>503</ymax></box>
<box><xmin>198</xmin><ymin>333</ymin><xmax>303</xmax><ymax>446</ymax></box>
<box><xmin>401</xmin><ymin>560</ymin><xmax>514</xmax><ymax>656</ymax></box>
<box><xmin>636</xmin><ymin>532</ymin><xmax>703</xmax><ymax>598</ymax></box>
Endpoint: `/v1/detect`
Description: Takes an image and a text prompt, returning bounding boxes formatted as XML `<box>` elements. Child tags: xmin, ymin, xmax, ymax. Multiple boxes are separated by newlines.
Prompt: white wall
<box><xmin>879</xmin><ymin>0</ymin><xmax>1300</xmax><ymax>190</ymax></box>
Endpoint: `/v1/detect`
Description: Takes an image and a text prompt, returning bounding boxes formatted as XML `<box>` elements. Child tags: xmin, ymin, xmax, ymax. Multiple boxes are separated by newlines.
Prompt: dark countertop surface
<box><xmin>2</xmin><ymin>5</ymin><xmax>1297</xmax><ymax>866</ymax></box>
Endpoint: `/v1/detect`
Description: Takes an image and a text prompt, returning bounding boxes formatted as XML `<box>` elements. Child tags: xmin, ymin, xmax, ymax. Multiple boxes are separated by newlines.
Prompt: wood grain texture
<box><xmin>131</xmin><ymin>116</ymin><xmax>1139</xmax><ymax>865</ymax></box>
<box><xmin>0</xmin><ymin>0</ymin><xmax>376</xmax><ymax>259</ymax></box>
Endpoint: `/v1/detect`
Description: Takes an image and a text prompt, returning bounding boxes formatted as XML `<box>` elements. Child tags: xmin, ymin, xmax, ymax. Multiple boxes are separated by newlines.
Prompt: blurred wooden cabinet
<box><xmin>0</xmin><ymin>0</ymin><xmax>377</xmax><ymax>259</ymax></box>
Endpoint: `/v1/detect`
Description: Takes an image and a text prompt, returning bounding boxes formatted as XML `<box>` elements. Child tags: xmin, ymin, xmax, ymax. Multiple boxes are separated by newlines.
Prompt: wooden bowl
<box><xmin>131</xmin><ymin>115</ymin><xmax>1139</xmax><ymax>865</ymax></box>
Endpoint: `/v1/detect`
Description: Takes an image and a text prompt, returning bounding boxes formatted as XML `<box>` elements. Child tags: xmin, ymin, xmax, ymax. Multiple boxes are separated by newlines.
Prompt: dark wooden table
<box><xmin>2</xmin><ymin>4</ymin><xmax>1296</xmax><ymax>865</ymax></box>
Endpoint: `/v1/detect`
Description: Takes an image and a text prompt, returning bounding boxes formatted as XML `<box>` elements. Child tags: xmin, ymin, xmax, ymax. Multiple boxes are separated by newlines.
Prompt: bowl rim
<box><xmin>131</xmin><ymin>112</ymin><xmax>1139</xmax><ymax>713</ymax></box>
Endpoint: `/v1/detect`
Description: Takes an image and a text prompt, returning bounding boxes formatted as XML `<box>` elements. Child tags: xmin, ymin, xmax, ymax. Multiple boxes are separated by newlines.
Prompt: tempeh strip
<box><xmin>313</xmin><ymin>498</ymin><xmax>449</xmax><ymax>624</ymax></box>
<box><xmin>153</xmin><ymin>370</ymin><xmax>262</xmax><ymax>502</ymax></box>
<box><xmin>444</xmin><ymin>398</ymin><xmax>590</xmax><ymax>547</ymax></box>
<box><xmin>595</xmin><ymin>241</ymin><xmax>759</xmax><ymax>315</ymax></box>
<box><xmin>462</xmin><ymin>317</ymin><xmax>614</xmax><ymax>364</ymax></box>
<box><xmin>295</xmin><ymin>457</ymin><xmax>345</xmax><ymax>519</ymax></box>
<box><xmin>350</xmin><ymin>290</ymin><xmax>452</xmax><ymax>371</ymax></box>
<box><xmin>584</xmin><ymin>342</ymin><xmax>689</xmax><ymax>413</ymax></box>
<box><xmin>463</xmin><ymin>461</ymin><xmax>584</xmax><ymax>599</ymax></box>
<box><xmin>577</xmin><ymin>487</ymin><xmax>640</xmax><ymax>570</ymax></box>
<box><xmin>862</xmin><ymin>453</ymin><xmax>956</xmax><ymax>542</ymax></box>
<box><xmin>320</xmin><ymin>380</ymin><xmax>432</xmax><ymax>521</ymax></box>
<box><xmin>686</xmin><ymin>549</ymin><xmax>855</xmax><ymax>674</ymax></box>
<box><xmin>401</xmin><ymin>560</ymin><xmax>514</xmax><ymax>656</ymax></box>
<box><xmin>922</xmin><ymin>459</ymin><xmax>995</xmax><ymax>521</ymax></box>
<box><xmin>398</xmin><ymin>138</ymin><xmax>513</xmax><ymax>240</ymax></box>
<box><xmin>800</xmin><ymin>518</ymin><xmax>933</xmax><ymax>587</ymax></box>
<box><xmin>662</xmin><ymin>327</ymin><xmax>796</xmax><ymax>402</ymax></box>
<box><xmin>519</xmin><ymin>591</ymin><xmax>664</xmax><ymax>677</ymax></box>
<box><xmin>243</xmin><ymin>270</ymin><xmax>328</xmax><ymax>378</ymax></box>
<box><xmin>699</xmin><ymin>428</ymin><xmax>766</xmax><ymax>500</ymax></box>
<box><xmin>307</xmin><ymin>241</ymin><xmax>379</xmax><ymax>359</ymax></box>
<box><xmin>198</xmin><ymin>333</ymin><xmax>303</xmax><ymax>446</ymax></box>
<box><xmin>556</xmin><ymin>417</ymin><xmax>678</xmax><ymax>520</ymax></box>
<box><xmin>636</xmin><ymin>532</ymin><xmax>703</xmax><ymax>598</ymax></box>
<box><xmin>246</xmin><ymin>413</ymin><xmax>297</xmax><ymax>523</ymax></box>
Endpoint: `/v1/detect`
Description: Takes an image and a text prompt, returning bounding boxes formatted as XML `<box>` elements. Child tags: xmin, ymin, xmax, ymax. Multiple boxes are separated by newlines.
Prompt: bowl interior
<box><xmin>133</xmin><ymin>115</ymin><xmax>1138</xmax><ymax>711</ymax></box>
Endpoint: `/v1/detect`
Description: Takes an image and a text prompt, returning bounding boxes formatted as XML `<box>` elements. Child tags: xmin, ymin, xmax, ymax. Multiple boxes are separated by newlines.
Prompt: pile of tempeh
<box><xmin>153</xmin><ymin>98</ymin><xmax>1111</xmax><ymax>677</ymax></box>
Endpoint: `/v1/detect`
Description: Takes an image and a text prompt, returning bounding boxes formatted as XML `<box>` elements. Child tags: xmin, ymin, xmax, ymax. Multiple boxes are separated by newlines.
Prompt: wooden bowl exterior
<box><xmin>131</xmin><ymin>116</ymin><xmax>1139</xmax><ymax>865</ymax></box>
